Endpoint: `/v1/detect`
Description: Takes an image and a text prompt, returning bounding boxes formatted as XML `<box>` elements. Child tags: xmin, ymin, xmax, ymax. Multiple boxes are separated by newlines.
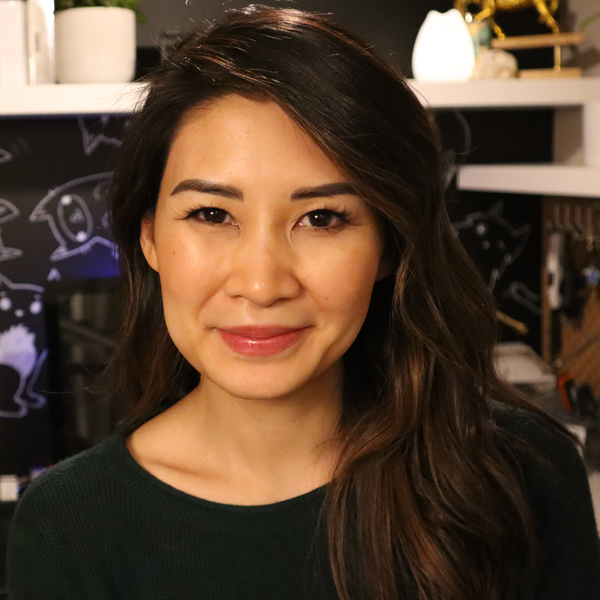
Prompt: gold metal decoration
<box><xmin>455</xmin><ymin>0</ymin><xmax>585</xmax><ymax>77</ymax></box>
<box><xmin>491</xmin><ymin>31</ymin><xmax>584</xmax><ymax>77</ymax></box>
<box><xmin>454</xmin><ymin>0</ymin><xmax>560</xmax><ymax>39</ymax></box>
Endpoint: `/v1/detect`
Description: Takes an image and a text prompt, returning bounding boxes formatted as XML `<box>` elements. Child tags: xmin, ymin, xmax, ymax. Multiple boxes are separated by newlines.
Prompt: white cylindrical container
<box><xmin>0</xmin><ymin>474</ymin><xmax>19</xmax><ymax>502</ymax></box>
<box><xmin>583</xmin><ymin>102</ymin><xmax>600</xmax><ymax>167</ymax></box>
<box><xmin>55</xmin><ymin>7</ymin><xmax>135</xmax><ymax>84</ymax></box>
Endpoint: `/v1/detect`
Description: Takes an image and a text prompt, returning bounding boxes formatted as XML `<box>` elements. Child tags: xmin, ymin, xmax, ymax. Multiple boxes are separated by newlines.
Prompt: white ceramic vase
<box><xmin>55</xmin><ymin>7</ymin><xmax>135</xmax><ymax>84</ymax></box>
<box><xmin>412</xmin><ymin>9</ymin><xmax>475</xmax><ymax>82</ymax></box>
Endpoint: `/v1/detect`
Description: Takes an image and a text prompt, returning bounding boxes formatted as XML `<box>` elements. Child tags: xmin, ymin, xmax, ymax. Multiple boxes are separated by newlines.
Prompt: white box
<box><xmin>0</xmin><ymin>0</ymin><xmax>28</xmax><ymax>85</ymax></box>
<box><xmin>0</xmin><ymin>474</ymin><xmax>19</xmax><ymax>501</ymax></box>
<box><xmin>494</xmin><ymin>342</ymin><xmax>556</xmax><ymax>393</ymax></box>
<box><xmin>27</xmin><ymin>0</ymin><xmax>55</xmax><ymax>84</ymax></box>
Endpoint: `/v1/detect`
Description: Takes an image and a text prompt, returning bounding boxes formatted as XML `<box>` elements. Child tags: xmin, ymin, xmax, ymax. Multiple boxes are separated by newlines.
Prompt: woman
<box><xmin>8</xmin><ymin>6</ymin><xmax>599</xmax><ymax>600</ymax></box>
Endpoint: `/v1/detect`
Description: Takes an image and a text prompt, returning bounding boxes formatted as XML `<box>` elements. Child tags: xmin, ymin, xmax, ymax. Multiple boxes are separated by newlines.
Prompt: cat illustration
<box><xmin>504</xmin><ymin>281</ymin><xmax>541</xmax><ymax>316</ymax></box>
<box><xmin>452</xmin><ymin>201</ymin><xmax>531</xmax><ymax>290</ymax></box>
<box><xmin>0</xmin><ymin>274</ymin><xmax>47</xmax><ymax>419</ymax></box>
<box><xmin>78</xmin><ymin>116</ymin><xmax>121</xmax><ymax>156</ymax></box>
<box><xmin>29</xmin><ymin>173</ymin><xmax>116</xmax><ymax>261</ymax></box>
<box><xmin>0</xmin><ymin>198</ymin><xmax>23</xmax><ymax>262</ymax></box>
<box><xmin>0</xmin><ymin>147</ymin><xmax>13</xmax><ymax>165</ymax></box>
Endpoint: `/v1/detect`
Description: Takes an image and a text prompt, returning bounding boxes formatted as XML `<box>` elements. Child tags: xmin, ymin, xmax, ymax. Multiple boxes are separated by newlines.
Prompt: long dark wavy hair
<box><xmin>106</xmin><ymin>6</ymin><xmax>576</xmax><ymax>600</ymax></box>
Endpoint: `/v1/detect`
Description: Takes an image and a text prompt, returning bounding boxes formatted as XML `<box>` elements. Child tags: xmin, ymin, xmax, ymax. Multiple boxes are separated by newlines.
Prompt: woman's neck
<box><xmin>127</xmin><ymin>363</ymin><xmax>344</xmax><ymax>505</ymax></box>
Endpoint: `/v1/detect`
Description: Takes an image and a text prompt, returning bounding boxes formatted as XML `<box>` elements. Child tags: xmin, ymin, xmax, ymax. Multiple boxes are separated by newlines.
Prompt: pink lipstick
<box><xmin>218</xmin><ymin>326</ymin><xmax>308</xmax><ymax>357</ymax></box>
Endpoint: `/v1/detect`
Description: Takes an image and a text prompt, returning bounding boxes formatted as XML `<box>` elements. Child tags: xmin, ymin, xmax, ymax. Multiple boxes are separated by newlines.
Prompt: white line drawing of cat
<box><xmin>29</xmin><ymin>173</ymin><xmax>117</xmax><ymax>261</ymax></box>
<box><xmin>47</xmin><ymin>268</ymin><xmax>61</xmax><ymax>282</ymax></box>
<box><xmin>78</xmin><ymin>116</ymin><xmax>121</xmax><ymax>156</ymax></box>
<box><xmin>452</xmin><ymin>201</ymin><xmax>531</xmax><ymax>291</ymax></box>
<box><xmin>505</xmin><ymin>281</ymin><xmax>542</xmax><ymax>316</ymax></box>
<box><xmin>0</xmin><ymin>198</ymin><xmax>23</xmax><ymax>262</ymax></box>
<box><xmin>0</xmin><ymin>274</ymin><xmax>47</xmax><ymax>419</ymax></box>
<box><xmin>0</xmin><ymin>147</ymin><xmax>13</xmax><ymax>165</ymax></box>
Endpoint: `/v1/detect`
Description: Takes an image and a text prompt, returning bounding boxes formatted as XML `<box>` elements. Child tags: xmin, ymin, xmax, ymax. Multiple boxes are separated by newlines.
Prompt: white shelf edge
<box><xmin>1</xmin><ymin>77</ymin><xmax>600</xmax><ymax>116</ymax></box>
<box><xmin>408</xmin><ymin>77</ymin><xmax>600</xmax><ymax>109</ymax></box>
<box><xmin>458</xmin><ymin>164</ymin><xmax>600</xmax><ymax>198</ymax></box>
<box><xmin>0</xmin><ymin>83</ymin><xmax>146</xmax><ymax>116</ymax></box>
<box><xmin>1</xmin><ymin>84</ymin><xmax>599</xmax><ymax>200</ymax></box>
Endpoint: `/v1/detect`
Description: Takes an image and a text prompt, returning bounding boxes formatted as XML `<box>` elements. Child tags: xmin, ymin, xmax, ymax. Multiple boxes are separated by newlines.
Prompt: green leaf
<box><xmin>54</xmin><ymin>0</ymin><xmax>75</xmax><ymax>10</ymax></box>
<box><xmin>54</xmin><ymin>0</ymin><xmax>143</xmax><ymax>11</ymax></box>
<box><xmin>580</xmin><ymin>11</ymin><xmax>600</xmax><ymax>31</ymax></box>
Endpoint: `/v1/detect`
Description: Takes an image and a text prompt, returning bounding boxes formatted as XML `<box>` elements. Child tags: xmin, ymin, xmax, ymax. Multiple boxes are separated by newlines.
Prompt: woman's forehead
<box><xmin>162</xmin><ymin>95</ymin><xmax>348</xmax><ymax>192</ymax></box>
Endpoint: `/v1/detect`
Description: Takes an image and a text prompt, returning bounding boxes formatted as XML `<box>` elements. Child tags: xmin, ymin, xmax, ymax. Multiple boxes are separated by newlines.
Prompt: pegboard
<box><xmin>542</xmin><ymin>197</ymin><xmax>600</xmax><ymax>396</ymax></box>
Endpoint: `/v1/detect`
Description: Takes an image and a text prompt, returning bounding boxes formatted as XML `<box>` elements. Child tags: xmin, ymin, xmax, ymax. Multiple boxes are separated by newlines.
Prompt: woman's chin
<box><xmin>202</xmin><ymin>373</ymin><xmax>315</xmax><ymax>402</ymax></box>
<box><xmin>197</xmin><ymin>358</ymin><xmax>338</xmax><ymax>403</ymax></box>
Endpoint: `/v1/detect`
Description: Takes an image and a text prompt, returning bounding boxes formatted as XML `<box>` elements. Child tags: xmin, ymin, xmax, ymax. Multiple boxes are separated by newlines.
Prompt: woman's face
<box><xmin>141</xmin><ymin>94</ymin><xmax>389</xmax><ymax>401</ymax></box>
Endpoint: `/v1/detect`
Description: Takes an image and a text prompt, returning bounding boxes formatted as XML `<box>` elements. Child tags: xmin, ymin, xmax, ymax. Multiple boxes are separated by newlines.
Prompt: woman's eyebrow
<box><xmin>290</xmin><ymin>182</ymin><xmax>357</xmax><ymax>200</ymax></box>
<box><xmin>170</xmin><ymin>179</ymin><xmax>357</xmax><ymax>200</ymax></box>
<box><xmin>171</xmin><ymin>179</ymin><xmax>243</xmax><ymax>200</ymax></box>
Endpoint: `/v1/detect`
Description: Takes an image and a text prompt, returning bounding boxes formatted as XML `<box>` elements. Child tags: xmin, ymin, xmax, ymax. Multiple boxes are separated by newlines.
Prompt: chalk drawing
<box><xmin>452</xmin><ymin>201</ymin><xmax>531</xmax><ymax>291</ymax></box>
<box><xmin>78</xmin><ymin>116</ymin><xmax>121</xmax><ymax>156</ymax></box>
<box><xmin>0</xmin><ymin>274</ymin><xmax>46</xmax><ymax>419</ymax></box>
<box><xmin>0</xmin><ymin>198</ymin><xmax>23</xmax><ymax>262</ymax></box>
<box><xmin>0</xmin><ymin>137</ymin><xmax>29</xmax><ymax>165</ymax></box>
<box><xmin>505</xmin><ymin>281</ymin><xmax>542</xmax><ymax>316</ymax></box>
<box><xmin>30</xmin><ymin>173</ymin><xmax>117</xmax><ymax>261</ymax></box>
<box><xmin>0</xmin><ymin>147</ymin><xmax>13</xmax><ymax>165</ymax></box>
<box><xmin>47</xmin><ymin>268</ymin><xmax>61</xmax><ymax>282</ymax></box>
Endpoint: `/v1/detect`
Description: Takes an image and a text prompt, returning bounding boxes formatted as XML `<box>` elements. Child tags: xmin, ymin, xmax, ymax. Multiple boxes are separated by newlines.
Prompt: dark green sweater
<box><xmin>7</xmin><ymin>406</ymin><xmax>600</xmax><ymax>599</ymax></box>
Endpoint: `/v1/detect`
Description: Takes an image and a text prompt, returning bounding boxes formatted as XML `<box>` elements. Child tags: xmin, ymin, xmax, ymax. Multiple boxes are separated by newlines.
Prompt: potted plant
<box><xmin>54</xmin><ymin>0</ymin><xmax>144</xmax><ymax>84</ymax></box>
<box><xmin>580</xmin><ymin>11</ymin><xmax>600</xmax><ymax>32</ymax></box>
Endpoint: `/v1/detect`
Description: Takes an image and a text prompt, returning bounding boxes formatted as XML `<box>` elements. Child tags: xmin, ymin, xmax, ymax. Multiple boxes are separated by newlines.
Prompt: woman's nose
<box><xmin>223</xmin><ymin>230</ymin><xmax>301</xmax><ymax>307</ymax></box>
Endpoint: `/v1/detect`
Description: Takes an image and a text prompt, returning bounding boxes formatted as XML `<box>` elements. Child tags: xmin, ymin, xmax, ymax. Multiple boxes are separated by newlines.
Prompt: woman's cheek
<box><xmin>307</xmin><ymin>249</ymin><xmax>380</xmax><ymax>317</ymax></box>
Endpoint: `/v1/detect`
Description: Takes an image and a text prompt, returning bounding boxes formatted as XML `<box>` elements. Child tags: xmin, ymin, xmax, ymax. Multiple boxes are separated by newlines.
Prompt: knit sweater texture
<box><xmin>7</xmin><ymin>405</ymin><xmax>600</xmax><ymax>599</ymax></box>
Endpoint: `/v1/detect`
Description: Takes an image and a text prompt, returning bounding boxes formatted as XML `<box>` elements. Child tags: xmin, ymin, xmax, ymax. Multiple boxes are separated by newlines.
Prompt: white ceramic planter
<box><xmin>55</xmin><ymin>7</ymin><xmax>135</xmax><ymax>84</ymax></box>
<box><xmin>412</xmin><ymin>9</ymin><xmax>475</xmax><ymax>82</ymax></box>
<box><xmin>584</xmin><ymin>102</ymin><xmax>600</xmax><ymax>167</ymax></box>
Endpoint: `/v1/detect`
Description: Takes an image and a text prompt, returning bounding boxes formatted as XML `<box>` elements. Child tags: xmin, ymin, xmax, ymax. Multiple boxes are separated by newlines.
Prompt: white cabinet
<box><xmin>409</xmin><ymin>78</ymin><xmax>600</xmax><ymax>199</ymax></box>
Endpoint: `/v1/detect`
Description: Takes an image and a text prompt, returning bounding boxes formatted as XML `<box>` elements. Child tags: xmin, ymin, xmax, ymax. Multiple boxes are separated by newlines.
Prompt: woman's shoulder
<box><xmin>491</xmin><ymin>401</ymin><xmax>581</xmax><ymax>461</ymax></box>
<box><xmin>489</xmin><ymin>401</ymin><xmax>588</xmax><ymax>499</ymax></box>
<box><xmin>491</xmin><ymin>402</ymin><xmax>600</xmax><ymax>598</ymax></box>
<box><xmin>13</xmin><ymin>435</ymin><xmax>123</xmax><ymax>522</ymax></box>
<box><xmin>491</xmin><ymin>400</ymin><xmax>564</xmax><ymax>435</ymax></box>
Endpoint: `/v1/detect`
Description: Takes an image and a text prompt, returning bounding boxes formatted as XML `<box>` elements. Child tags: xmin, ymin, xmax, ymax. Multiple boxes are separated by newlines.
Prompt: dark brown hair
<box><xmin>106</xmin><ymin>6</ymin><xmax>576</xmax><ymax>599</ymax></box>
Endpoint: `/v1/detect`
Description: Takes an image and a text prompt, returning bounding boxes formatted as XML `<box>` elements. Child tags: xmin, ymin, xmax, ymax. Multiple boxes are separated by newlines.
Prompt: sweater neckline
<box><xmin>102</xmin><ymin>432</ymin><xmax>329</xmax><ymax>536</ymax></box>
<box><xmin>117</xmin><ymin>432</ymin><xmax>329</xmax><ymax>511</ymax></box>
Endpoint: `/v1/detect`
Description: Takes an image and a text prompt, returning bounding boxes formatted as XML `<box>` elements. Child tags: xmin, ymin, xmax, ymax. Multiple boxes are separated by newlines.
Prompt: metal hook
<box><xmin>594</xmin><ymin>202</ymin><xmax>600</xmax><ymax>241</ymax></box>
<box><xmin>564</xmin><ymin>202</ymin><xmax>572</xmax><ymax>233</ymax></box>
<box><xmin>573</xmin><ymin>204</ymin><xmax>585</xmax><ymax>240</ymax></box>
<box><xmin>586</xmin><ymin>203</ymin><xmax>595</xmax><ymax>253</ymax></box>
<box><xmin>551</xmin><ymin>201</ymin><xmax>561</xmax><ymax>231</ymax></box>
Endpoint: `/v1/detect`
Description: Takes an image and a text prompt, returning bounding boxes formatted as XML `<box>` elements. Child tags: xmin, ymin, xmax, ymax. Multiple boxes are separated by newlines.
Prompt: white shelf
<box><xmin>1</xmin><ymin>80</ymin><xmax>599</xmax><ymax>198</ymax></box>
<box><xmin>408</xmin><ymin>77</ymin><xmax>600</xmax><ymax>109</ymax></box>
<box><xmin>1</xmin><ymin>77</ymin><xmax>599</xmax><ymax>115</ymax></box>
<box><xmin>0</xmin><ymin>83</ymin><xmax>145</xmax><ymax>115</ymax></box>
<box><xmin>459</xmin><ymin>164</ymin><xmax>600</xmax><ymax>198</ymax></box>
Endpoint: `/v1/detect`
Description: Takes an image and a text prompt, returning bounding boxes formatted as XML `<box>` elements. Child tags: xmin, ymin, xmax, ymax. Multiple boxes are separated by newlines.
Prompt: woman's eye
<box><xmin>189</xmin><ymin>207</ymin><xmax>233</xmax><ymax>225</ymax></box>
<box><xmin>298</xmin><ymin>210</ymin><xmax>347</xmax><ymax>229</ymax></box>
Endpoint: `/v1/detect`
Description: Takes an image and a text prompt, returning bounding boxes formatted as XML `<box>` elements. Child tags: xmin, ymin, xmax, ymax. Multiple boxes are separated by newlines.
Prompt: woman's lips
<box><xmin>218</xmin><ymin>326</ymin><xmax>308</xmax><ymax>357</ymax></box>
